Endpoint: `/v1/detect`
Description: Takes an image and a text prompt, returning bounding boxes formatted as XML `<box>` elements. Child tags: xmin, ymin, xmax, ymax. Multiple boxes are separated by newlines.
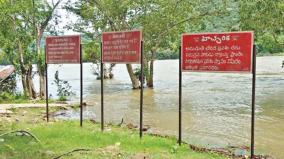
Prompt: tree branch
<box><xmin>53</xmin><ymin>148</ymin><xmax>91</xmax><ymax>159</ymax></box>
<box><xmin>0</xmin><ymin>130</ymin><xmax>40</xmax><ymax>142</ymax></box>
<box><xmin>152</xmin><ymin>10</ymin><xmax>225</xmax><ymax>48</ymax></box>
<box><xmin>93</xmin><ymin>0</ymin><xmax>118</xmax><ymax>31</ymax></box>
<box><xmin>40</xmin><ymin>0</ymin><xmax>62</xmax><ymax>32</ymax></box>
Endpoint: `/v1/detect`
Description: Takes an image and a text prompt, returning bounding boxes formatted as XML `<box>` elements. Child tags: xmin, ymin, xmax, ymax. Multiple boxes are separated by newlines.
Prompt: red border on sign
<box><xmin>46</xmin><ymin>35</ymin><xmax>81</xmax><ymax>64</ymax></box>
<box><xmin>101</xmin><ymin>30</ymin><xmax>142</xmax><ymax>64</ymax></box>
<box><xmin>181</xmin><ymin>31</ymin><xmax>254</xmax><ymax>73</ymax></box>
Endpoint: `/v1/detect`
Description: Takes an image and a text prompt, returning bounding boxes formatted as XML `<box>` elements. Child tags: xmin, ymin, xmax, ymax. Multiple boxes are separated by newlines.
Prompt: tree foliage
<box><xmin>239</xmin><ymin>0</ymin><xmax>284</xmax><ymax>54</ymax></box>
<box><xmin>66</xmin><ymin>0</ymin><xmax>236</xmax><ymax>87</ymax></box>
<box><xmin>0</xmin><ymin>0</ymin><xmax>37</xmax><ymax>98</ymax></box>
<box><xmin>0</xmin><ymin>0</ymin><xmax>61</xmax><ymax>98</ymax></box>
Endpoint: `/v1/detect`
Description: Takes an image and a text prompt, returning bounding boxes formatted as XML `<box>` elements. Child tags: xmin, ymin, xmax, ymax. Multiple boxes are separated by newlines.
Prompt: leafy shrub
<box><xmin>257</xmin><ymin>34</ymin><xmax>284</xmax><ymax>54</ymax></box>
<box><xmin>0</xmin><ymin>92</ymin><xmax>14</xmax><ymax>101</ymax></box>
<box><xmin>134</xmin><ymin>67</ymin><xmax>147</xmax><ymax>85</ymax></box>
<box><xmin>0</xmin><ymin>92</ymin><xmax>28</xmax><ymax>103</ymax></box>
<box><xmin>53</xmin><ymin>71</ymin><xmax>74</xmax><ymax>101</ymax></box>
<box><xmin>0</xmin><ymin>73</ymin><xmax>16</xmax><ymax>94</ymax></box>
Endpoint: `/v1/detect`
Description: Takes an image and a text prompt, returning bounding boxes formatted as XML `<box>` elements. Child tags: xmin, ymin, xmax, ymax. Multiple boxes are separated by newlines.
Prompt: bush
<box><xmin>156</xmin><ymin>50</ymin><xmax>179</xmax><ymax>60</ymax></box>
<box><xmin>0</xmin><ymin>73</ymin><xmax>16</xmax><ymax>94</ymax></box>
<box><xmin>53</xmin><ymin>71</ymin><xmax>74</xmax><ymax>101</ymax></box>
<box><xmin>0</xmin><ymin>92</ymin><xmax>28</xmax><ymax>103</ymax></box>
<box><xmin>257</xmin><ymin>34</ymin><xmax>284</xmax><ymax>54</ymax></box>
<box><xmin>134</xmin><ymin>67</ymin><xmax>147</xmax><ymax>85</ymax></box>
<box><xmin>0</xmin><ymin>92</ymin><xmax>14</xmax><ymax>101</ymax></box>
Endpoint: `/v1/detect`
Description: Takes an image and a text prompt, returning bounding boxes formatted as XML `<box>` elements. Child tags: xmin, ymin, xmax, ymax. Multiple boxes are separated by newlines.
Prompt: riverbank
<box><xmin>1</xmin><ymin>56</ymin><xmax>283</xmax><ymax>158</ymax></box>
<box><xmin>0</xmin><ymin>107</ymin><xmax>227</xmax><ymax>159</ymax></box>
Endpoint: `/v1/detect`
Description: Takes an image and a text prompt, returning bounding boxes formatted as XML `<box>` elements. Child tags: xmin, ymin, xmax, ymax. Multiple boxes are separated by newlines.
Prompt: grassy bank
<box><xmin>0</xmin><ymin>108</ymin><xmax>226</xmax><ymax>159</ymax></box>
<box><xmin>0</xmin><ymin>93</ymin><xmax>53</xmax><ymax>104</ymax></box>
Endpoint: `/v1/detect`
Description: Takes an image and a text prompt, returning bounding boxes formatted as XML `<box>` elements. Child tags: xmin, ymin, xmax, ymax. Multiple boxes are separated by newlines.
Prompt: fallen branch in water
<box><xmin>0</xmin><ymin>130</ymin><xmax>40</xmax><ymax>142</ymax></box>
<box><xmin>53</xmin><ymin>148</ymin><xmax>92</xmax><ymax>159</ymax></box>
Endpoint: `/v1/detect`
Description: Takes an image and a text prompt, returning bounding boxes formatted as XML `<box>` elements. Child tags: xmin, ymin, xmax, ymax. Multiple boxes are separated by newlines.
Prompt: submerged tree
<box><xmin>65</xmin><ymin>0</ymin><xmax>141</xmax><ymax>88</ymax></box>
<box><xmin>66</xmin><ymin>0</ymin><xmax>234</xmax><ymax>88</ymax></box>
<box><xmin>53</xmin><ymin>70</ymin><xmax>74</xmax><ymax>101</ymax></box>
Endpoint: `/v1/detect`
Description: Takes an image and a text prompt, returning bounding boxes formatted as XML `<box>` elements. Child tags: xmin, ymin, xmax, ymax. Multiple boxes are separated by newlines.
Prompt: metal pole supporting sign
<box><xmin>178</xmin><ymin>46</ymin><xmax>182</xmax><ymax>145</ymax></box>
<box><xmin>45</xmin><ymin>35</ymin><xmax>81</xmax><ymax>125</ymax></box>
<box><xmin>101</xmin><ymin>42</ymin><xmax>104</xmax><ymax>131</ymax></box>
<box><xmin>45</xmin><ymin>46</ymin><xmax>49</xmax><ymax>122</ymax></box>
<box><xmin>179</xmin><ymin>32</ymin><xmax>254</xmax><ymax>151</ymax></box>
<box><xmin>80</xmin><ymin>44</ymin><xmax>83</xmax><ymax>127</ymax></box>
<box><xmin>140</xmin><ymin>41</ymin><xmax>144</xmax><ymax>138</ymax></box>
<box><xmin>100</xmin><ymin>30</ymin><xmax>143</xmax><ymax>136</ymax></box>
<box><xmin>251</xmin><ymin>44</ymin><xmax>256</xmax><ymax>159</ymax></box>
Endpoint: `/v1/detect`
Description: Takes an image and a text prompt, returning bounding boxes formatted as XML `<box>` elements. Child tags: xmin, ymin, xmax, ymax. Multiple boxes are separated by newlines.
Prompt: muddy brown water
<box><xmin>11</xmin><ymin>56</ymin><xmax>284</xmax><ymax>158</ymax></box>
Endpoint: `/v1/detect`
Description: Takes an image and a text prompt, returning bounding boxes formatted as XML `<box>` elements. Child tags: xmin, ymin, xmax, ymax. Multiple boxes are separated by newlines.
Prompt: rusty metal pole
<box><xmin>45</xmin><ymin>46</ymin><xmax>49</xmax><ymax>122</ymax></box>
<box><xmin>251</xmin><ymin>44</ymin><xmax>256</xmax><ymax>159</ymax></box>
<box><xmin>178</xmin><ymin>46</ymin><xmax>182</xmax><ymax>145</ymax></box>
<box><xmin>140</xmin><ymin>41</ymin><xmax>144</xmax><ymax>138</ymax></box>
<box><xmin>80</xmin><ymin>44</ymin><xmax>83</xmax><ymax>127</ymax></box>
<box><xmin>101</xmin><ymin>42</ymin><xmax>104</xmax><ymax>131</ymax></box>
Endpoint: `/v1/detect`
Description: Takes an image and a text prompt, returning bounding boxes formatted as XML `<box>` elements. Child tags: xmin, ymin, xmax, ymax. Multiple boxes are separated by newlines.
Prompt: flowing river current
<box><xmin>13</xmin><ymin>56</ymin><xmax>284</xmax><ymax>158</ymax></box>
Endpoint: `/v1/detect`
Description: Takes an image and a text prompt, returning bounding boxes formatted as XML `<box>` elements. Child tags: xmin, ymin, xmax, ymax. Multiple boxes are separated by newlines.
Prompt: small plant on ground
<box><xmin>53</xmin><ymin>70</ymin><xmax>74</xmax><ymax>101</ymax></box>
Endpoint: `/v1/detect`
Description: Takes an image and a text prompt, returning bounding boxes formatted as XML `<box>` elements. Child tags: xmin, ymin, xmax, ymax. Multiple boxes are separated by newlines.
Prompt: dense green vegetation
<box><xmin>0</xmin><ymin>52</ymin><xmax>9</xmax><ymax>65</ymax></box>
<box><xmin>156</xmin><ymin>50</ymin><xmax>179</xmax><ymax>60</ymax></box>
<box><xmin>0</xmin><ymin>92</ymin><xmax>28</xmax><ymax>104</ymax></box>
<box><xmin>0</xmin><ymin>92</ymin><xmax>55</xmax><ymax>104</ymax></box>
<box><xmin>0</xmin><ymin>108</ymin><xmax>225</xmax><ymax>159</ymax></box>
<box><xmin>239</xmin><ymin>0</ymin><xmax>284</xmax><ymax>54</ymax></box>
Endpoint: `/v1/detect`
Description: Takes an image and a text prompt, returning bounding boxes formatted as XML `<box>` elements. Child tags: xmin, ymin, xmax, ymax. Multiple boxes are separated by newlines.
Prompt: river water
<box><xmin>13</xmin><ymin>56</ymin><xmax>284</xmax><ymax>158</ymax></box>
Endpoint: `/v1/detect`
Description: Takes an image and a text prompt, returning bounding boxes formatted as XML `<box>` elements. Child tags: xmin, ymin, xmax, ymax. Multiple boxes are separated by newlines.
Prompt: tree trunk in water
<box><xmin>126</xmin><ymin>64</ymin><xmax>140</xmax><ymax>89</ymax></box>
<box><xmin>96</xmin><ymin>64</ymin><xmax>115</xmax><ymax>79</ymax></box>
<box><xmin>147</xmin><ymin>49</ymin><xmax>155</xmax><ymax>88</ymax></box>
<box><xmin>143</xmin><ymin>58</ymin><xmax>150</xmax><ymax>86</ymax></box>
<box><xmin>108</xmin><ymin>64</ymin><xmax>115</xmax><ymax>79</ymax></box>
<box><xmin>148</xmin><ymin>60</ymin><xmax>154</xmax><ymax>87</ymax></box>
<box><xmin>103</xmin><ymin>64</ymin><xmax>108</xmax><ymax>78</ymax></box>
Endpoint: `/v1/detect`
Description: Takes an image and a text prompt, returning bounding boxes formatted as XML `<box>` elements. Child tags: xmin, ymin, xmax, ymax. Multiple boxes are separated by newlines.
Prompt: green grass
<box><xmin>0</xmin><ymin>97</ymin><xmax>57</xmax><ymax>104</ymax></box>
<box><xmin>0</xmin><ymin>94</ymin><xmax>52</xmax><ymax>104</ymax></box>
<box><xmin>0</xmin><ymin>99</ymin><xmax>53</xmax><ymax>104</ymax></box>
<box><xmin>0</xmin><ymin>114</ymin><xmax>226</xmax><ymax>159</ymax></box>
<box><xmin>0</xmin><ymin>92</ymin><xmax>61</xmax><ymax>104</ymax></box>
